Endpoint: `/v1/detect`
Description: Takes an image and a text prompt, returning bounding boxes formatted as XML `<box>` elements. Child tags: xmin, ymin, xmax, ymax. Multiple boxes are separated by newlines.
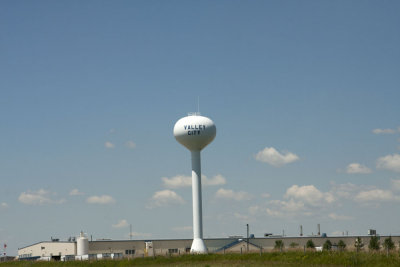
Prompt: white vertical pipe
<box><xmin>190</xmin><ymin>150</ymin><xmax>207</xmax><ymax>253</ymax></box>
<box><xmin>191</xmin><ymin>150</ymin><xmax>202</xmax><ymax>239</ymax></box>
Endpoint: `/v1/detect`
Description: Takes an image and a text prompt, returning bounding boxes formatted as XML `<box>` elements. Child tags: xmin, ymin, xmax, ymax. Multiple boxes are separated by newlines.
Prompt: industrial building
<box><xmin>18</xmin><ymin>233</ymin><xmax>400</xmax><ymax>261</ymax></box>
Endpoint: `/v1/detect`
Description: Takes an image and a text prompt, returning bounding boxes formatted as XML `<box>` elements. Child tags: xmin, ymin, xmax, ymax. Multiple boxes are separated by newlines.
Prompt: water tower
<box><xmin>173</xmin><ymin>113</ymin><xmax>216</xmax><ymax>253</ymax></box>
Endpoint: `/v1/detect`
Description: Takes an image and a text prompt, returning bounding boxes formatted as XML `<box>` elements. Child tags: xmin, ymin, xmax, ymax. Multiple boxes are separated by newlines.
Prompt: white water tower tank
<box><xmin>174</xmin><ymin>115</ymin><xmax>216</xmax><ymax>151</ymax></box>
<box><xmin>76</xmin><ymin>232</ymin><xmax>89</xmax><ymax>256</ymax></box>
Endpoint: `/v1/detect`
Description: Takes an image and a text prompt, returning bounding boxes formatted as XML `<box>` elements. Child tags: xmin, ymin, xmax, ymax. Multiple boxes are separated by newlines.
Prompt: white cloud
<box><xmin>354</xmin><ymin>189</ymin><xmax>400</xmax><ymax>202</ymax></box>
<box><xmin>112</xmin><ymin>219</ymin><xmax>129</xmax><ymax>228</ymax></box>
<box><xmin>162</xmin><ymin>175</ymin><xmax>191</xmax><ymax>188</ymax></box>
<box><xmin>255</xmin><ymin>147</ymin><xmax>299</xmax><ymax>167</ymax></box>
<box><xmin>264</xmin><ymin>184</ymin><xmax>335</xmax><ymax>218</ymax></box>
<box><xmin>86</xmin><ymin>195</ymin><xmax>115</xmax><ymax>204</ymax></box>
<box><xmin>147</xmin><ymin>190</ymin><xmax>185</xmax><ymax>208</ymax></box>
<box><xmin>328</xmin><ymin>213</ymin><xmax>353</xmax><ymax>220</ymax></box>
<box><xmin>162</xmin><ymin>174</ymin><xmax>226</xmax><ymax>189</ymax></box>
<box><xmin>126</xmin><ymin>141</ymin><xmax>136</xmax><ymax>149</ymax></box>
<box><xmin>203</xmin><ymin>174</ymin><xmax>227</xmax><ymax>186</ymax></box>
<box><xmin>391</xmin><ymin>179</ymin><xmax>400</xmax><ymax>191</ymax></box>
<box><xmin>264</xmin><ymin>182</ymin><xmax>400</xmax><ymax>219</ymax></box>
<box><xmin>377</xmin><ymin>154</ymin><xmax>400</xmax><ymax>172</ymax></box>
<box><xmin>105</xmin><ymin>141</ymin><xmax>115</xmax><ymax>149</ymax></box>
<box><xmin>372</xmin><ymin>128</ymin><xmax>396</xmax><ymax>134</ymax></box>
<box><xmin>215</xmin><ymin>188</ymin><xmax>252</xmax><ymax>201</ymax></box>
<box><xmin>284</xmin><ymin>185</ymin><xmax>335</xmax><ymax>206</ymax></box>
<box><xmin>345</xmin><ymin>163</ymin><xmax>372</xmax><ymax>174</ymax></box>
<box><xmin>266</xmin><ymin>208</ymin><xmax>285</xmax><ymax>218</ymax></box>
<box><xmin>269</xmin><ymin>199</ymin><xmax>306</xmax><ymax>213</ymax></box>
<box><xmin>172</xmin><ymin>226</ymin><xmax>192</xmax><ymax>232</ymax></box>
<box><xmin>69</xmin><ymin>188</ymin><xmax>84</xmax><ymax>196</ymax></box>
<box><xmin>329</xmin><ymin>182</ymin><xmax>400</xmax><ymax>204</ymax></box>
<box><xmin>1</xmin><ymin>202</ymin><xmax>8</xmax><ymax>209</ymax></box>
<box><xmin>329</xmin><ymin>182</ymin><xmax>374</xmax><ymax>200</ymax></box>
<box><xmin>18</xmin><ymin>189</ymin><xmax>65</xmax><ymax>205</ymax></box>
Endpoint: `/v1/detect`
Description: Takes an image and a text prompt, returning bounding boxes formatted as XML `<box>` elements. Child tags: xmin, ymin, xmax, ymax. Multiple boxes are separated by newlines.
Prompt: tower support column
<box><xmin>190</xmin><ymin>150</ymin><xmax>207</xmax><ymax>253</ymax></box>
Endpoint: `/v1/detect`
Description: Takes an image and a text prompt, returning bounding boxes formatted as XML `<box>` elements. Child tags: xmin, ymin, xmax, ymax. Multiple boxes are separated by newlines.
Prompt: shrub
<box><xmin>368</xmin><ymin>235</ymin><xmax>380</xmax><ymax>251</ymax></box>
<box><xmin>337</xmin><ymin>240</ymin><xmax>346</xmax><ymax>251</ymax></box>
<box><xmin>354</xmin><ymin>237</ymin><xmax>364</xmax><ymax>251</ymax></box>
<box><xmin>289</xmin><ymin>242</ymin><xmax>299</xmax><ymax>248</ymax></box>
<box><xmin>274</xmin><ymin>240</ymin><xmax>284</xmax><ymax>250</ymax></box>
<box><xmin>383</xmin><ymin>236</ymin><xmax>395</xmax><ymax>251</ymax></box>
<box><xmin>323</xmin><ymin>240</ymin><xmax>332</xmax><ymax>251</ymax></box>
<box><xmin>306</xmin><ymin>239</ymin><xmax>315</xmax><ymax>249</ymax></box>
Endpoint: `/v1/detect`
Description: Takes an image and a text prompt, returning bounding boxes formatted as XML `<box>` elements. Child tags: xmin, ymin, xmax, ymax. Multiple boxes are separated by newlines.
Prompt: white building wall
<box><xmin>89</xmin><ymin>240</ymin><xmax>146</xmax><ymax>257</ymax></box>
<box><xmin>18</xmin><ymin>242</ymin><xmax>76</xmax><ymax>259</ymax></box>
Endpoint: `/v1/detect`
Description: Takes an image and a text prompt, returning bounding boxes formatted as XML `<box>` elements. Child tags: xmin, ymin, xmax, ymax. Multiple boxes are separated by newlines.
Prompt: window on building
<box><xmin>20</xmin><ymin>253</ymin><xmax>33</xmax><ymax>258</ymax></box>
<box><xmin>114</xmin><ymin>253</ymin><xmax>123</xmax><ymax>259</ymax></box>
<box><xmin>125</xmin><ymin>249</ymin><xmax>135</xmax><ymax>255</ymax></box>
<box><xmin>168</xmin><ymin>248</ymin><xmax>178</xmax><ymax>254</ymax></box>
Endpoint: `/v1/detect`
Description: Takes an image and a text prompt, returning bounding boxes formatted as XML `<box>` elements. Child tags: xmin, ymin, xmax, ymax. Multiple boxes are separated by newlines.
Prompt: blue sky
<box><xmin>1</xmin><ymin>1</ymin><xmax>400</xmax><ymax>255</ymax></box>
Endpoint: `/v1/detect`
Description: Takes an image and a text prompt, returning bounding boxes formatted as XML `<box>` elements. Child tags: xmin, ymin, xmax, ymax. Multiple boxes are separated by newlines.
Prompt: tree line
<box><xmin>273</xmin><ymin>236</ymin><xmax>396</xmax><ymax>252</ymax></box>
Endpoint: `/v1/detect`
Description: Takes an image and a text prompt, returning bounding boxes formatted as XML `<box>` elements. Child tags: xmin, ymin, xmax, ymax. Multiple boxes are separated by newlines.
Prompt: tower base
<box><xmin>190</xmin><ymin>238</ymin><xmax>207</xmax><ymax>254</ymax></box>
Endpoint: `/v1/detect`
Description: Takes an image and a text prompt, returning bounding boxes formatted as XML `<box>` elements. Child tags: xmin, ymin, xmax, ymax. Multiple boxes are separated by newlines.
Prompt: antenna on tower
<box><xmin>197</xmin><ymin>96</ymin><xmax>200</xmax><ymax>115</ymax></box>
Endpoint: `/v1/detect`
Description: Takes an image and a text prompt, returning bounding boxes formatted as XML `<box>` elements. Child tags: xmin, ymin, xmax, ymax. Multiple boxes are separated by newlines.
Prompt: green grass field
<box><xmin>2</xmin><ymin>251</ymin><xmax>400</xmax><ymax>267</ymax></box>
